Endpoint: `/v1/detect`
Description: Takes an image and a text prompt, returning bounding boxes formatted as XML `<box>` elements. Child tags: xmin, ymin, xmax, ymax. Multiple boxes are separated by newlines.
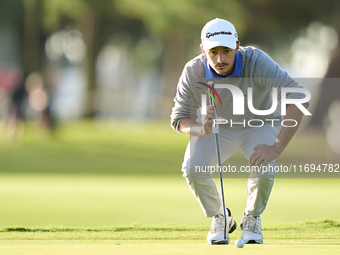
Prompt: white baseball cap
<box><xmin>201</xmin><ymin>18</ymin><xmax>238</xmax><ymax>51</ymax></box>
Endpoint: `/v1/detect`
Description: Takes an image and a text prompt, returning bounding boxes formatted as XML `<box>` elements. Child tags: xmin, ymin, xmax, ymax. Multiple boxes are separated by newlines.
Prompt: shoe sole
<box><xmin>244</xmin><ymin>240</ymin><xmax>263</xmax><ymax>244</ymax></box>
<box><xmin>229</xmin><ymin>220</ymin><xmax>237</xmax><ymax>233</ymax></box>
<box><xmin>209</xmin><ymin>239</ymin><xmax>230</xmax><ymax>245</ymax></box>
<box><xmin>226</xmin><ymin>208</ymin><xmax>237</xmax><ymax>234</ymax></box>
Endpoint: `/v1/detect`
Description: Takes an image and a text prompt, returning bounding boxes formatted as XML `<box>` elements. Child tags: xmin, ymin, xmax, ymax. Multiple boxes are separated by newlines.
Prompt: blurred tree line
<box><xmin>1</xmin><ymin>0</ymin><xmax>339</xmax><ymax>125</ymax></box>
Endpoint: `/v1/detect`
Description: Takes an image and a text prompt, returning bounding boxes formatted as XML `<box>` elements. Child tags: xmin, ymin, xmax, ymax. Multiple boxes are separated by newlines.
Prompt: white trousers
<box><xmin>181</xmin><ymin>124</ymin><xmax>279</xmax><ymax>217</ymax></box>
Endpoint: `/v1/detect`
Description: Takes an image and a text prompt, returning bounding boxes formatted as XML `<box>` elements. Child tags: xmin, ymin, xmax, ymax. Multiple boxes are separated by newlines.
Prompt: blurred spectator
<box><xmin>0</xmin><ymin>67</ymin><xmax>26</xmax><ymax>146</ymax></box>
<box><xmin>0</xmin><ymin>70</ymin><xmax>55</xmax><ymax>147</ymax></box>
<box><xmin>25</xmin><ymin>72</ymin><xmax>56</xmax><ymax>135</ymax></box>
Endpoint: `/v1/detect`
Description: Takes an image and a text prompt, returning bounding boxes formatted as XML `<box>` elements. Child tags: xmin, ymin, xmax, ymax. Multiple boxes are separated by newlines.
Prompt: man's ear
<box><xmin>200</xmin><ymin>44</ymin><xmax>207</xmax><ymax>57</ymax></box>
<box><xmin>235</xmin><ymin>41</ymin><xmax>240</xmax><ymax>54</ymax></box>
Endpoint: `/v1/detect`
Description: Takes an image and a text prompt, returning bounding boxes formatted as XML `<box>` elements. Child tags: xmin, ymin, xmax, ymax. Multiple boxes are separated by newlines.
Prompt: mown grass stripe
<box><xmin>1</xmin><ymin>220</ymin><xmax>339</xmax><ymax>233</ymax></box>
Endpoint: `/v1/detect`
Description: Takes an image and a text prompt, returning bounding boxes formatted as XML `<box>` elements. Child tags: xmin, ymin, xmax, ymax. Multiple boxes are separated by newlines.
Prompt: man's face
<box><xmin>201</xmin><ymin>44</ymin><xmax>239</xmax><ymax>77</ymax></box>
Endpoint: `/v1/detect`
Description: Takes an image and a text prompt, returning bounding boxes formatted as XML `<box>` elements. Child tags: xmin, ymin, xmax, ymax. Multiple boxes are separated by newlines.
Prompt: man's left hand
<box><xmin>249</xmin><ymin>144</ymin><xmax>280</xmax><ymax>167</ymax></box>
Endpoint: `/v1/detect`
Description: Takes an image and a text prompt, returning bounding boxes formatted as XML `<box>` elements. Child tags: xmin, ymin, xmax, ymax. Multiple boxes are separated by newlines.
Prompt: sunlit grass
<box><xmin>0</xmin><ymin>120</ymin><xmax>331</xmax><ymax>176</ymax></box>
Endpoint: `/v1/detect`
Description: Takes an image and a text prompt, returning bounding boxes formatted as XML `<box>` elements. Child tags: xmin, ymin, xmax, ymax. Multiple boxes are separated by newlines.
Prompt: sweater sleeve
<box><xmin>170</xmin><ymin>64</ymin><xmax>199</xmax><ymax>133</ymax></box>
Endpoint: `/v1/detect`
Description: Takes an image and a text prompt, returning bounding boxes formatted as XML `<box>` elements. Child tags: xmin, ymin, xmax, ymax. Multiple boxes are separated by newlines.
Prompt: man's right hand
<box><xmin>179</xmin><ymin>105</ymin><xmax>216</xmax><ymax>136</ymax></box>
<box><xmin>202</xmin><ymin>105</ymin><xmax>217</xmax><ymax>135</ymax></box>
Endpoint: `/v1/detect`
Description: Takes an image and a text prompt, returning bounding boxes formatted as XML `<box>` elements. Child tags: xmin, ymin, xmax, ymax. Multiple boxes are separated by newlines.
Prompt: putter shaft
<box><xmin>209</xmin><ymin>82</ymin><xmax>228</xmax><ymax>241</ymax></box>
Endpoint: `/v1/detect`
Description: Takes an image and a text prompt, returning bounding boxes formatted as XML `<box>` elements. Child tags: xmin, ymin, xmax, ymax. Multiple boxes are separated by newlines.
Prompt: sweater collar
<box><xmin>205</xmin><ymin>51</ymin><xmax>242</xmax><ymax>79</ymax></box>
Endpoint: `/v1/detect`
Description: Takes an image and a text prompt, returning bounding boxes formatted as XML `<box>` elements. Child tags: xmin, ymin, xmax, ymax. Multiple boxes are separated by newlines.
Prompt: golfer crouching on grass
<box><xmin>170</xmin><ymin>18</ymin><xmax>309</xmax><ymax>244</ymax></box>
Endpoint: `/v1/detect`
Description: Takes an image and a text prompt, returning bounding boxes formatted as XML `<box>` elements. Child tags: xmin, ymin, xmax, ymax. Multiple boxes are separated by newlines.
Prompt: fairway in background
<box><xmin>0</xmin><ymin>120</ymin><xmax>334</xmax><ymax>176</ymax></box>
<box><xmin>0</xmin><ymin>174</ymin><xmax>339</xmax><ymax>228</ymax></box>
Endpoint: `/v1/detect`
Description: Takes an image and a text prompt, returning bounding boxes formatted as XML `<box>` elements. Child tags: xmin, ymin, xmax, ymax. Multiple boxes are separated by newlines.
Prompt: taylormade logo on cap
<box><xmin>206</xmin><ymin>31</ymin><xmax>232</xmax><ymax>38</ymax></box>
<box><xmin>201</xmin><ymin>18</ymin><xmax>238</xmax><ymax>51</ymax></box>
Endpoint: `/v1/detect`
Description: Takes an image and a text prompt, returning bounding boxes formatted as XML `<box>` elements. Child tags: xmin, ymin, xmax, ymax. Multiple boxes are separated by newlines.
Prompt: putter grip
<box><xmin>208</xmin><ymin>81</ymin><xmax>215</xmax><ymax>107</ymax></box>
<box><xmin>208</xmin><ymin>82</ymin><xmax>219</xmax><ymax>134</ymax></box>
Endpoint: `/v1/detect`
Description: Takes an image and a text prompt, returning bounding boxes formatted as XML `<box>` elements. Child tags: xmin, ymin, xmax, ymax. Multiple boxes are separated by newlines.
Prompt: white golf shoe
<box><xmin>240</xmin><ymin>214</ymin><xmax>263</xmax><ymax>244</ymax></box>
<box><xmin>207</xmin><ymin>208</ymin><xmax>237</xmax><ymax>245</ymax></box>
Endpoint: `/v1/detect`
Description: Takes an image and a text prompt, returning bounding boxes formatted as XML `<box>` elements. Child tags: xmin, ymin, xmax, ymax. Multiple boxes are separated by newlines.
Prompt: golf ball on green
<box><xmin>235</xmin><ymin>239</ymin><xmax>245</xmax><ymax>248</ymax></box>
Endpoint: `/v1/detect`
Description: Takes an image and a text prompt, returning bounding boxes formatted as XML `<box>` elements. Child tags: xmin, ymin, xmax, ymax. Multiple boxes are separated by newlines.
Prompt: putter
<box><xmin>208</xmin><ymin>82</ymin><xmax>229</xmax><ymax>245</ymax></box>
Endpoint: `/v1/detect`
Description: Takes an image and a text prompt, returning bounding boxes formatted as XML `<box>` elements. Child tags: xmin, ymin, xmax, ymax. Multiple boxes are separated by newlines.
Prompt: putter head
<box><xmin>209</xmin><ymin>239</ymin><xmax>230</xmax><ymax>245</ymax></box>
